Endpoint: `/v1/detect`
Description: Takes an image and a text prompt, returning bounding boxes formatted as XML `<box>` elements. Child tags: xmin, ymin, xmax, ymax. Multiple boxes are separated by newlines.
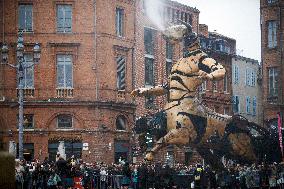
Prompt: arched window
<box><xmin>116</xmin><ymin>115</ymin><xmax>127</xmax><ymax>130</ymax></box>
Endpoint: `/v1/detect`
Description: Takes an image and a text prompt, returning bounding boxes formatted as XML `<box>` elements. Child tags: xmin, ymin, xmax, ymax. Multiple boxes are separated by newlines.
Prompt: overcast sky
<box><xmin>174</xmin><ymin>0</ymin><xmax>261</xmax><ymax>61</ymax></box>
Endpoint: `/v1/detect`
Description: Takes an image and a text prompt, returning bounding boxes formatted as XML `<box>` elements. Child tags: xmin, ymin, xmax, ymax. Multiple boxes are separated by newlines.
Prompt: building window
<box><xmin>215</xmin><ymin>42</ymin><xmax>224</xmax><ymax>52</ymax></box>
<box><xmin>176</xmin><ymin>10</ymin><xmax>180</xmax><ymax>22</ymax></box>
<box><xmin>251</xmin><ymin>70</ymin><xmax>256</xmax><ymax>86</ymax></box>
<box><xmin>268</xmin><ymin>67</ymin><xmax>279</xmax><ymax>96</ymax></box>
<box><xmin>224</xmin><ymin>107</ymin><xmax>229</xmax><ymax>115</ymax></box>
<box><xmin>212</xmin><ymin>80</ymin><xmax>218</xmax><ymax>92</ymax></box>
<box><xmin>224</xmin><ymin>46</ymin><xmax>230</xmax><ymax>54</ymax></box>
<box><xmin>171</xmin><ymin>9</ymin><xmax>175</xmax><ymax>22</ymax></box>
<box><xmin>268</xmin><ymin>21</ymin><xmax>277</xmax><ymax>48</ymax></box>
<box><xmin>201</xmin><ymin>80</ymin><xmax>207</xmax><ymax>92</ymax></box>
<box><xmin>116</xmin><ymin>8</ymin><xmax>124</xmax><ymax>37</ymax></box>
<box><xmin>57</xmin><ymin>55</ymin><xmax>73</xmax><ymax>88</ymax></box>
<box><xmin>252</xmin><ymin>96</ymin><xmax>257</xmax><ymax>116</ymax></box>
<box><xmin>17</xmin><ymin>114</ymin><xmax>34</xmax><ymax>129</ymax></box>
<box><xmin>116</xmin><ymin>56</ymin><xmax>126</xmax><ymax>90</ymax></box>
<box><xmin>233</xmin><ymin>65</ymin><xmax>239</xmax><ymax>84</ymax></box>
<box><xmin>166</xmin><ymin>41</ymin><xmax>173</xmax><ymax>76</ymax></box>
<box><xmin>18</xmin><ymin>4</ymin><xmax>33</xmax><ymax>32</ymax></box>
<box><xmin>145</xmin><ymin>57</ymin><xmax>154</xmax><ymax>86</ymax></box>
<box><xmin>246</xmin><ymin>96</ymin><xmax>251</xmax><ymax>114</ymax></box>
<box><xmin>268</xmin><ymin>0</ymin><xmax>278</xmax><ymax>4</ymax></box>
<box><xmin>24</xmin><ymin>114</ymin><xmax>34</xmax><ymax>129</ymax></box>
<box><xmin>57</xmin><ymin>5</ymin><xmax>72</xmax><ymax>33</ymax></box>
<box><xmin>233</xmin><ymin>95</ymin><xmax>240</xmax><ymax>113</ymax></box>
<box><xmin>19</xmin><ymin>54</ymin><xmax>34</xmax><ymax>88</ymax></box>
<box><xmin>116</xmin><ymin>115</ymin><xmax>127</xmax><ymax>130</ymax></box>
<box><xmin>245</xmin><ymin>68</ymin><xmax>251</xmax><ymax>86</ymax></box>
<box><xmin>144</xmin><ymin>28</ymin><xmax>155</xmax><ymax>86</ymax></box>
<box><xmin>223</xmin><ymin>74</ymin><xmax>228</xmax><ymax>92</ymax></box>
<box><xmin>57</xmin><ymin>114</ymin><xmax>73</xmax><ymax>128</ymax></box>
<box><xmin>145</xmin><ymin>96</ymin><xmax>154</xmax><ymax>109</ymax></box>
<box><xmin>144</xmin><ymin>28</ymin><xmax>154</xmax><ymax>55</ymax></box>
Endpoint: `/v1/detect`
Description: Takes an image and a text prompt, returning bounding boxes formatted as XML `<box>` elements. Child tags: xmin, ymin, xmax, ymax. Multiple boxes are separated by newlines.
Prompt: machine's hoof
<box><xmin>145</xmin><ymin>152</ymin><xmax>154</xmax><ymax>161</ymax></box>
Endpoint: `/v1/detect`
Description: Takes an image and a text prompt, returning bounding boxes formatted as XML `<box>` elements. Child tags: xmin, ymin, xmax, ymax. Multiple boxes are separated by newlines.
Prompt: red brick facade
<box><xmin>0</xmin><ymin>0</ymin><xmax>136</xmax><ymax>164</ymax></box>
<box><xmin>260</xmin><ymin>0</ymin><xmax>284</xmax><ymax>128</ymax></box>
<box><xmin>0</xmin><ymin>0</ymin><xmax>236</xmax><ymax>164</ymax></box>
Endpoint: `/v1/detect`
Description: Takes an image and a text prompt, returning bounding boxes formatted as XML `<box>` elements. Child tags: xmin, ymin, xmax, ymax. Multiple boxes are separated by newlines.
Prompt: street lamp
<box><xmin>1</xmin><ymin>32</ymin><xmax>41</xmax><ymax>160</ymax></box>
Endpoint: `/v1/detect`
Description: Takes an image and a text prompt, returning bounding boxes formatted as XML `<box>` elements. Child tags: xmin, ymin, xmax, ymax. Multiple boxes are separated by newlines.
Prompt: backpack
<box><xmin>53</xmin><ymin>174</ymin><xmax>61</xmax><ymax>184</ymax></box>
<box><xmin>47</xmin><ymin>176</ymin><xmax>57</xmax><ymax>186</ymax></box>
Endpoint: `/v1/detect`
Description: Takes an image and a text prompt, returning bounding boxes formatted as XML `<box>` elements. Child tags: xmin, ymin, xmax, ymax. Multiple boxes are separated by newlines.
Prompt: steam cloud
<box><xmin>144</xmin><ymin>0</ymin><xmax>166</xmax><ymax>31</ymax></box>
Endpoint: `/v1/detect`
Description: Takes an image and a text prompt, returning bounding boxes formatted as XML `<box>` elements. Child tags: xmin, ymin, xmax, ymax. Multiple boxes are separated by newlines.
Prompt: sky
<box><xmin>174</xmin><ymin>0</ymin><xmax>261</xmax><ymax>61</ymax></box>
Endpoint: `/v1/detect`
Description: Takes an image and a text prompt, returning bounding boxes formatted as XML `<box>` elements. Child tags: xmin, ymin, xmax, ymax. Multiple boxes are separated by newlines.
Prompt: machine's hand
<box><xmin>131</xmin><ymin>88</ymin><xmax>149</xmax><ymax>97</ymax></box>
<box><xmin>198</xmin><ymin>70</ymin><xmax>213</xmax><ymax>80</ymax></box>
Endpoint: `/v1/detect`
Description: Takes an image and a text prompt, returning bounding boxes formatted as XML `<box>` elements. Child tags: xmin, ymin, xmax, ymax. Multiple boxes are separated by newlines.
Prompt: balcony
<box><xmin>117</xmin><ymin>90</ymin><xmax>126</xmax><ymax>99</ymax></box>
<box><xmin>267</xmin><ymin>95</ymin><xmax>278</xmax><ymax>103</ymax></box>
<box><xmin>17</xmin><ymin>88</ymin><xmax>35</xmax><ymax>97</ymax></box>
<box><xmin>56</xmin><ymin>88</ymin><xmax>74</xmax><ymax>98</ymax></box>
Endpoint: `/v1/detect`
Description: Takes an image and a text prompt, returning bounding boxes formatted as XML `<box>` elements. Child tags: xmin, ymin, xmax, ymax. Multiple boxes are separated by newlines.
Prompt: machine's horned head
<box><xmin>162</xmin><ymin>20</ymin><xmax>198</xmax><ymax>48</ymax></box>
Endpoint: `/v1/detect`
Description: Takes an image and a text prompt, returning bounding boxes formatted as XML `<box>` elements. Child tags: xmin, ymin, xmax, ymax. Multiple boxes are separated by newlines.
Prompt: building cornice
<box><xmin>0</xmin><ymin>100</ymin><xmax>136</xmax><ymax>110</ymax></box>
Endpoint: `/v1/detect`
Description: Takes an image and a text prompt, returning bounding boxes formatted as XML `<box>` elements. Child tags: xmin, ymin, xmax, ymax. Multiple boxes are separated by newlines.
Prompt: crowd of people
<box><xmin>15</xmin><ymin>155</ymin><xmax>284</xmax><ymax>189</ymax></box>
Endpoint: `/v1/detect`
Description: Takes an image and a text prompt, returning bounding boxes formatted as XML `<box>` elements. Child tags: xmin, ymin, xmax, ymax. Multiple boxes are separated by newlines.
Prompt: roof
<box><xmin>233</xmin><ymin>55</ymin><xmax>259</xmax><ymax>64</ymax></box>
<box><xmin>209</xmin><ymin>31</ymin><xmax>236</xmax><ymax>41</ymax></box>
<box><xmin>165</xmin><ymin>0</ymin><xmax>200</xmax><ymax>13</ymax></box>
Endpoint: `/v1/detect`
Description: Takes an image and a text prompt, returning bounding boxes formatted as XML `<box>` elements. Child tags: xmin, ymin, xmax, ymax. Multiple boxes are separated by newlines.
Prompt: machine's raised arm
<box><xmin>131</xmin><ymin>83</ymin><xmax>168</xmax><ymax>97</ymax></box>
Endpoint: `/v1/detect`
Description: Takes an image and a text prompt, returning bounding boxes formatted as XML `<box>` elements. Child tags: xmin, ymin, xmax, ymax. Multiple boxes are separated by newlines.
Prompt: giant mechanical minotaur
<box><xmin>131</xmin><ymin>22</ymin><xmax>281</xmax><ymax>168</ymax></box>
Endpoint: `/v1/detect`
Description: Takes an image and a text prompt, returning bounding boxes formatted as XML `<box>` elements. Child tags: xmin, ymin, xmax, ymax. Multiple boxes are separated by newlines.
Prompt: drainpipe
<box><xmin>279</xmin><ymin>5</ymin><xmax>283</xmax><ymax>106</ymax></box>
<box><xmin>279</xmin><ymin>5</ymin><xmax>284</xmax><ymax>129</ymax></box>
<box><xmin>93</xmin><ymin>0</ymin><xmax>98</xmax><ymax>101</ymax></box>
<box><xmin>2</xmin><ymin>0</ymin><xmax>4</xmax><ymax>42</ymax></box>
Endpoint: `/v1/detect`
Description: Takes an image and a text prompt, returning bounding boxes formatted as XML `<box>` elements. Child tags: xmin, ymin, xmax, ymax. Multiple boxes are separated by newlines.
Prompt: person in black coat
<box><xmin>121</xmin><ymin>162</ymin><xmax>131</xmax><ymax>189</ymax></box>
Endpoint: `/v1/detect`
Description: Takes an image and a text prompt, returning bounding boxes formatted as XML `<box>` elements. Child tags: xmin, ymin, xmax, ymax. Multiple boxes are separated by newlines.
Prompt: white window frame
<box><xmin>116</xmin><ymin>7</ymin><xmax>124</xmax><ymax>37</ymax></box>
<box><xmin>57</xmin><ymin>5</ymin><xmax>72</xmax><ymax>33</ymax></box>
<box><xmin>233</xmin><ymin>95</ymin><xmax>240</xmax><ymax>114</ymax></box>
<box><xmin>268</xmin><ymin>20</ymin><xmax>277</xmax><ymax>48</ymax></box>
<box><xmin>21</xmin><ymin>54</ymin><xmax>34</xmax><ymax>89</ymax></box>
<box><xmin>246</xmin><ymin>96</ymin><xmax>251</xmax><ymax>115</ymax></box>
<box><xmin>18</xmin><ymin>4</ymin><xmax>33</xmax><ymax>32</ymax></box>
<box><xmin>57</xmin><ymin>55</ymin><xmax>73</xmax><ymax>89</ymax></box>
<box><xmin>233</xmin><ymin>65</ymin><xmax>239</xmax><ymax>84</ymax></box>
<box><xmin>268</xmin><ymin>67</ymin><xmax>278</xmax><ymax>96</ymax></box>
<box><xmin>252</xmin><ymin>96</ymin><xmax>257</xmax><ymax>116</ymax></box>
<box><xmin>251</xmin><ymin>70</ymin><xmax>256</xmax><ymax>87</ymax></box>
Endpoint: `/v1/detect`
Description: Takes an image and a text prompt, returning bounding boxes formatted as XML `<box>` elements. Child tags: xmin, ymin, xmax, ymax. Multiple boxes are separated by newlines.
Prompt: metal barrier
<box><xmin>86</xmin><ymin>175</ymin><xmax>124</xmax><ymax>189</ymax></box>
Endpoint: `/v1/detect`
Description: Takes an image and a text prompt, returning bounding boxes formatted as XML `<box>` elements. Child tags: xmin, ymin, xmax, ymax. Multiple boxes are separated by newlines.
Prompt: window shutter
<box><xmin>117</xmin><ymin>56</ymin><xmax>126</xmax><ymax>90</ymax></box>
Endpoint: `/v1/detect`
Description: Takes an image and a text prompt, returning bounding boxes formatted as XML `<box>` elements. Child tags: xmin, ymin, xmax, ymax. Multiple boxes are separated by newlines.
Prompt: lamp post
<box><xmin>1</xmin><ymin>32</ymin><xmax>40</xmax><ymax>160</ymax></box>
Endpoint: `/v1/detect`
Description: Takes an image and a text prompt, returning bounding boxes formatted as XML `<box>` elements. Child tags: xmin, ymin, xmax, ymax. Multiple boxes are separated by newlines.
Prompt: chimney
<box><xmin>199</xmin><ymin>24</ymin><xmax>209</xmax><ymax>38</ymax></box>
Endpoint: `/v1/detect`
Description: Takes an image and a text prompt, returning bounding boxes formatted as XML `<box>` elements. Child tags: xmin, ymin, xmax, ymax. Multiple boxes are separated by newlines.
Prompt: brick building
<box><xmin>199</xmin><ymin>26</ymin><xmax>235</xmax><ymax>116</ymax></box>
<box><xmin>0</xmin><ymin>0</ymin><xmax>136</xmax><ymax>163</ymax></box>
<box><xmin>260</xmin><ymin>0</ymin><xmax>284</xmax><ymax>129</ymax></box>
